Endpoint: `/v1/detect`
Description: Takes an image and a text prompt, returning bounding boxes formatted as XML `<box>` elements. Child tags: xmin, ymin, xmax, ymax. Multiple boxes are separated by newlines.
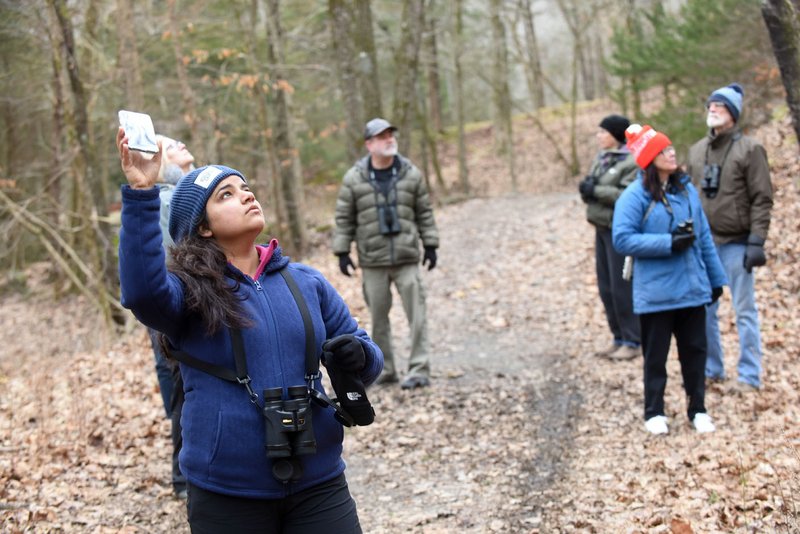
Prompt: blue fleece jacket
<box><xmin>118</xmin><ymin>185</ymin><xmax>383</xmax><ymax>498</ymax></box>
<box><xmin>612</xmin><ymin>174</ymin><xmax>727</xmax><ymax>314</ymax></box>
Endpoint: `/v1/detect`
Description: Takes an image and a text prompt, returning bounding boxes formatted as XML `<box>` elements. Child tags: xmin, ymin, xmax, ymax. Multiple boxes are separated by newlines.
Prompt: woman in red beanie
<box><xmin>612</xmin><ymin>125</ymin><xmax>727</xmax><ymax>436</ymax></box>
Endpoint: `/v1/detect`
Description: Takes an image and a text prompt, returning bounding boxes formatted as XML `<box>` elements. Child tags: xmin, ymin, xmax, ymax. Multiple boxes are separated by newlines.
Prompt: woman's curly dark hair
<box><xmin>167</xmin><ymin>232</ymin><xmax>253</xmax><ymax>336</ymax></box>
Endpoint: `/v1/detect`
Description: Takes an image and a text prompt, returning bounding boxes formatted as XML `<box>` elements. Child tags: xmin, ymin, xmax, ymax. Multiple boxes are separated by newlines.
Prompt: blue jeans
<box><xmin>705</xmin><ymin>243</ymin><xmax>763</xmax><ymax>387</ymax></box>
<box><xmin>149</xmin><ymin>328</ymin><xmax>174</xmax><ymax>417</ymax></box>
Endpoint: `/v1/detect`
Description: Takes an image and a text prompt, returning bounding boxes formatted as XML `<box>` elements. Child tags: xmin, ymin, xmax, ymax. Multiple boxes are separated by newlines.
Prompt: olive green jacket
<box><xmin>332</xmin><ymin>155</ymin><xmax>439</xmax><ymax>267</ymax></box>
<box><xmin>686</xmin><ymin>127</ymin><xmax>773</xmax><ymax>244</ymax></box>
<box><xmin>585</xmin><ymin>149</ymin><xmax>639</xmax><ymax>229</ymax></box>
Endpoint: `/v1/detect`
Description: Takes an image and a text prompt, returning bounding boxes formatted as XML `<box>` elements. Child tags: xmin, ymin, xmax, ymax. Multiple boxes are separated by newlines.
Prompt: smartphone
<box><xmin>118</xmin><ymin>110</ymin><xmax>159</xmax><ymax>153</ymax></box>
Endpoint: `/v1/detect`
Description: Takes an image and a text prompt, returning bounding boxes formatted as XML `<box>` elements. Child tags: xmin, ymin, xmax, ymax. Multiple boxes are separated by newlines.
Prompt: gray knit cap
<box><xmin>168</xmin><ymin>165</ymin><xmax>247</xmax><ymax>244</ymax></box>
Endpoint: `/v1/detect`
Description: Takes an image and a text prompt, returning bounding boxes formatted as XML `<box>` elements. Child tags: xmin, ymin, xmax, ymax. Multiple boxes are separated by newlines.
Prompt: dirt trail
<box><xmin>332</xmin><ymin>191</ymin><xmax>593</xmax><ymax>532</ymax></box>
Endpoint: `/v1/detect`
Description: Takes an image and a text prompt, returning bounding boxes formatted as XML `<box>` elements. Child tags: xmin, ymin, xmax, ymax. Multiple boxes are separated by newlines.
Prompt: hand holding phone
<box><xmin>118</xmin><ymin>110</ymin><xmax>159</xmax><ymax>153</ymax></box>
<box><xmin>116</xmin><ymin>117</ymin><xmax>161</xmax><ymax>190</ymax></box>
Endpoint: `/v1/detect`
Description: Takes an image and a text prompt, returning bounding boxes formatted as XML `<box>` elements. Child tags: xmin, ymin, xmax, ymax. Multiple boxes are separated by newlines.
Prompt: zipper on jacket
<box><xmin>254</xmin><ymin>279</ymin><xmax>262</xmax><ymax>291</ymax></box>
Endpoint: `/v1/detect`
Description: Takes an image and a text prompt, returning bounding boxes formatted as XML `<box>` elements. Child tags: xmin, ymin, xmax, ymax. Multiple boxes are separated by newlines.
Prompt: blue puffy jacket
<box><xmin>612</xmin><ymin>174</ymin><xmax>727</xmax><ymax>314</ymax></box>
<box><xmin>118</xmin><ymin>185</ymin><xmax>383</xmax><ymax>499</ymax></box>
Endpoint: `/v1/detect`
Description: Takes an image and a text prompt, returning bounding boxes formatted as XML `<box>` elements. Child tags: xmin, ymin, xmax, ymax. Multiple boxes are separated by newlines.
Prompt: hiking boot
<box><xmin>606</xmin><ymin>345</ymin><xmax>640</xmax><ymax>361</ymax></box>
<box><xmin>644</xmin><ymin>415</ymin><xmax>669</xmax><ymax>435</ymax></box>
<box><xmin>692</xmin><ymin>413</ymin><xmax>716</xmax><ymax>433</ymax></box>
<box><xmin>594</xmin><ymin>344</ymin><xmax>619</xmax><ymax>358</ymax></box>
<box><xmin>729</xmin><ymin>381</ymin><xmax>759</xmax><ymax>395</ymax></box>
<box><xmin>400</xmin><ymin>375</ymin><xmax>430</xmax><ymax>390</ymax></box>
<box><xmin>375</xmin><ymin>372</ymin><xmax>399</xmax><ymax>385</ymax></box>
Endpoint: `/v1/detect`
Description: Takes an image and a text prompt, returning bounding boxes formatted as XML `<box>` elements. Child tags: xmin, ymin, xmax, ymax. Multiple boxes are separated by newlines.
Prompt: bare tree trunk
<box><xmin>166</xmin><ymin>0</ymin><xmax>201</xmax><ymax>157</ymax></box>
<box><xmin>762</xmin><ymin>0</ymin><xmax>800</xmax><ymax>146</ymax></box>
<box><xmin>115</xmin><ymin>0</ymin><xmax>145</xmax><ymax>110</ymax></box>
<box><xmin>416</xmin><ymin>82</ymin><xmax>445</xmax><ymax>195</ymax></box>
<box><xmin>393</xmin><ymin>0</ymin><xmax>425</xmax><ymax>155</ymax></box>
<box><xmin>423</xmin><ymin>0</ymin><xmax>444</xmax><ymax>133</ymax></box>
<box><xmin>452</xmin><ymin>0</ymin><xmax>470</xmax><ymax>194</ymax></box>
<box><xmin>329</xmin><ymin>0</ymin><xmax>364</xmax><ymax>161</ymax></box>
<box><xmin>265</xmin><ymin>0</ymin><xmax>307</xmax><ymax>257</ymax></box>
<box><xmin>50</xmin><ymin>0</ymin><xmax>116</xmax><ymax>326</ymax></box>
<box><xmin>354</xmin><ymin>0</ymin><xmax>383</xmax><ymax>120</ymax></box>
<box><xmin>490</xmin><ymin>0</ymin><xmax>517</xmax><ymax>191</ymax></box>
<box><xmin>594</xmin><ymin>31</ymin><xmax>609</xmax><ymax>98</ymax></box>
<box><xmin>519</xmin><ymin>0</ymin><xmax>546</xmax><ymax>110</ymax></box>
<box><xmin>555</xmin><ymin>0</ymin><xmax>597</xmax><ymax>101</ymax></box>
<box><xmin>568</xmin><ymin>41</ymin><xmax>580</xmax><ymax>176</ymax></box>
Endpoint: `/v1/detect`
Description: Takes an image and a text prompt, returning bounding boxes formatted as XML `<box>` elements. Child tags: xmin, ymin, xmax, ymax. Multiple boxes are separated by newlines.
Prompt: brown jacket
<box><xmin>686</xmin><ymin>127</ymin><xmax>772</xmax><ymax>244</ymax></box>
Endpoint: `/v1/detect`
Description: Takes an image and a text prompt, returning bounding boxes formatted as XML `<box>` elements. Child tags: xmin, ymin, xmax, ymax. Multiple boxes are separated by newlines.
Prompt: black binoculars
<box><xmin>701</xmin><ymin>164</ymin><xmax>721</xmax><ymax>198</ymax></box>
<box><xmin>377</xmin><ymin>203</ymin><xmax>401</xmax><ymax>236</ymax></box>
<box><xmin>263</xmin><ymin>385</ymin><xmax>316</xmax><ymax>482</ymax></box>
<box><xmin>675</xmin><ymin>218</ymin><xmax>694</xmax><ymax>235</ymax></box>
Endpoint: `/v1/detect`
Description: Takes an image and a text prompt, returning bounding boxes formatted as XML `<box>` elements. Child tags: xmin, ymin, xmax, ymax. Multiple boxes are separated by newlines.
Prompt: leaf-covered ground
<box><xmin>1</xmin><ymin>110</ymin><xmax>798</xmax><ymax>533</ymax></box>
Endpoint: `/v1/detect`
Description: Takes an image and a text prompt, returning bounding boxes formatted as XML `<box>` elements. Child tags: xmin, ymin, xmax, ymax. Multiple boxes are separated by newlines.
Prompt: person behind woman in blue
<box><xmin>612</xmin><ymin>124</ymin><xmax>727</xmax><ymax>436</ymax></box>
<box><xmin>148</xmin><ymin>134</ymin><xmax>195</xmax><ymax>499</ymax></box>
<box><xmin>116</xmin><ymin>127</ymin><xmax>382</xmax><ymax>533</ymax></box>
<box><xmin>578</xmin><ymin>114</ymin><xmax>641</xmax><ymax>361</ymax></box>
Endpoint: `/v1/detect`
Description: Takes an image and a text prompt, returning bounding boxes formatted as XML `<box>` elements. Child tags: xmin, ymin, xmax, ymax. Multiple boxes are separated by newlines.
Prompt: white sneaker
<box><xmin>693</xmin><ymin>413</ymin><xmax>716</xmax><ymax>433</ymax></box>
<box><xmin>644</xmin><ymin>415</ymin><xmax>669</xmax><ymax>435</ymax></box>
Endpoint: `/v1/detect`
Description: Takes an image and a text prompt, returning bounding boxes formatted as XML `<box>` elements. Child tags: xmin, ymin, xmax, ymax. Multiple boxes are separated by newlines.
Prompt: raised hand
<box><xmin>116</xmin><ymin>127</ymin><xmax>161</xmax><ymax>190</ymax></box>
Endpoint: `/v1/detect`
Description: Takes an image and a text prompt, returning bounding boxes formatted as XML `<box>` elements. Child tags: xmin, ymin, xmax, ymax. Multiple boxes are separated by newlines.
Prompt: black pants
<box><xmin>595</xmin><ymin>227</ymin><xmax>640</xmax><ymax>346</ymax></box>
<box><xmin>640</xmin><ymin>305</ymin><xmax>707</xmax><ymax>421</ymax></box>
<box><xmin>186</xmin><ymin>474</ymin><xmax>361</xmax><ymax>534</ymax></box>
<box><xmin>171</xmin><ymin>366</ymin><xmax>186</xmax><ymax>493</ymax></box>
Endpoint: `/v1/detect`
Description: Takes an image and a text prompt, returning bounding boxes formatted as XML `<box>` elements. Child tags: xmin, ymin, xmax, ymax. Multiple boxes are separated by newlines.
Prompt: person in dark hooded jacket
<box><xmin>578</xmin><ymin>114</ymin><xmax>641</xmax><ymax>361</ymax></box>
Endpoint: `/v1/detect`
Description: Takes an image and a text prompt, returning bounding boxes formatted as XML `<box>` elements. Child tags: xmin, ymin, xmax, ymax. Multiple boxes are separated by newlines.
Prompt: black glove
<box><xmin>422</xmin><ymin>246</ymin><xmax>437</xmax><ymax>271</ymax></box>
<box><xmin>671</xmin><ymin>231</ymin><xmax>695</xmax><ymax>253</ymax></box>
<box><xmin>337</xmin><ymin>253</ymin><xmax>356</xmax><ymax>276</ymax></box>
<box><xmin>321</xmin><ymin>334</ymin><xmax>366</xmax><ymax>372</ymax></box>
<box><xmin>743</xmin><ymin>234</ymin><xmax>766</xmax><ymax>273</ymax></box>
<box><xmin>578</xmin><ymin>176</ymin><xmax>596</xmax><ymax>203</ymax></box>
<box><xmin>321</xmin><ymin>334</ymin><xmax>374</xmax><ymax>426</ymax></box>
<box><xmin>711</xmin><ymin>286</ymin><xmax>723</xmax><ymax>304</ymax></box>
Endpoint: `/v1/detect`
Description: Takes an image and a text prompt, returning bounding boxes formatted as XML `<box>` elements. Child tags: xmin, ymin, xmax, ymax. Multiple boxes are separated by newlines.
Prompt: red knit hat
<box><xmin>625</xmin><ymin>124</ymin><xmax>672</xmax><ymax>169</ymax></box>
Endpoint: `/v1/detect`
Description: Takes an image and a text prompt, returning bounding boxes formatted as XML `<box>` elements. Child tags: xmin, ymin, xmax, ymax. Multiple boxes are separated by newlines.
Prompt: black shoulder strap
<box><xmin>167</xmin><ymin>266</ymin><xmax>319</xmax><ymax>404</ymax></box>
<box><xmin>169</xmin><ymin>328</ymin><xmax>259</xmax><ymax>404</ymax></box>
<box><xmin>279</xmin><ymin>268</ymin><xmax>319</xmax><ymax>379</ymax></box>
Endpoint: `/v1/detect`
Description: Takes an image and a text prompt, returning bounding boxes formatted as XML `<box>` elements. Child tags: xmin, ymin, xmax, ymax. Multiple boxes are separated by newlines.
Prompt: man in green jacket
<box><xmin>333</xmin><ymin>118</ymin><xmax>439</xmax><ymax>389</ymax></box>
<box><xmin>686</xmin><ymin>83</ymin><xmax>773</xmax><ymax>392</ymax></box>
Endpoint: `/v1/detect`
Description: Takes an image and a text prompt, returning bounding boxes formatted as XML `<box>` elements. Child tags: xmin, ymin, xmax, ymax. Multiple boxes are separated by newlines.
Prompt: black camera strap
<box><xmin>167</xmin><ymin>267</ymin><xmax>356</xmax><ymax>425</ymax></box>
<box><xmin>703</xmin><ymin>131</ymin><xmax>741</xmax><ymax>179</ymax></box>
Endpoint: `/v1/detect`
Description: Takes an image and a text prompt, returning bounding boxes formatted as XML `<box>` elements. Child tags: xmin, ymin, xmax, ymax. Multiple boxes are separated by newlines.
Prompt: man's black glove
<box><xmin>321</xmin><ymin>334</ymin><xmax>374</xmax><ymax>426</ymax></box>
<box><xmin>671</xmin><ymin>230</ymin><xmax>695</xmax><ymax>253</ymax></box>
<box><xmin>578</xmin><ymin>176</ymin><xmax>596</xmax><ymax>203</ymax></box>
<box><xmin>337</xmin><ymin>253</ymin><xmax>356</xmax><ymax>277</ymax></box>
<box><xmin>743</xmin><ymin>234</ymin><xmax>766</xmax><ymax>273</ymax></box>
<box><xmin>422</xmin><ymin>246</ymin><xmax>437</xmax><ymax>271</ymax></box>
<box><xmin>321</xmin><ymin>334</ymin><xmax>365</xmax><ymax>371</ymax></box>
<box><xmin>711</xmin><ymin>286</ymin><xmax>723</xmax><ymax>304</ymax></box>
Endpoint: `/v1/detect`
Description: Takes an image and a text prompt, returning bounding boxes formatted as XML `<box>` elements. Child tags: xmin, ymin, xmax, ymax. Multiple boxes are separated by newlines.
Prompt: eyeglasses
<box><xmin>165</xmin><ymin>140</ymin><xmax>182</xmax><ymax>151</ymax></box>
<box><xmin>707</xmin><ymin>101</ymin><xmax>727</xmax><ymax>111</ymax></box>
<box><xmin>660</xmin><ymin>146</ymin><xmax>676</xmax><ymax>156</ymax></box>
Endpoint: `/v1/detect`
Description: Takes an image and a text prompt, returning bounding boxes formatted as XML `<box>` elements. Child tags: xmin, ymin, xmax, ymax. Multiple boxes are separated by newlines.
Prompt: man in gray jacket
<box><xmin>333</xmin><ymin>118</ymin><xmax>439</xmax><ymax>389</ymax></box>
<box><xmin>686</xmin><ymin>83</ymin><xmax>773</xmax><ymax>393</ymax></box>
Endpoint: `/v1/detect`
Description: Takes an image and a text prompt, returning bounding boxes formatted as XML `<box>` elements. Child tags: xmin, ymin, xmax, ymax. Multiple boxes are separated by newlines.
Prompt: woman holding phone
<box><xmin>116</xmin><ymin>126</ymin><xmax>382</xmax><ymax>532</ymax></box>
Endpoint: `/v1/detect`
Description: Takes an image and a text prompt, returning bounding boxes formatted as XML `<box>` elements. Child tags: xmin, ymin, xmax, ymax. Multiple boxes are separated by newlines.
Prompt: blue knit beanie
<box><xmin>168</xmin><ymin>165</ymin><xmax>247</xmax><ymax>244</ymax></box>
<box><xmin>707</xmin><ymin>83</ymin><xmax>744</xmax><ymax>122</ymax></box>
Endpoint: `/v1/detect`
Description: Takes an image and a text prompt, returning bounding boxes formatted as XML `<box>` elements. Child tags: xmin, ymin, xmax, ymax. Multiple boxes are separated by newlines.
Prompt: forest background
<box><xmin>2</xmin><ymin>0</ymin><xmax>799</xmax><ymax>328</ymax></box>
<box><xmin>1</xmin><ymin>0</ymin><xmax>800</xmax><ymax>530</ymax></box>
